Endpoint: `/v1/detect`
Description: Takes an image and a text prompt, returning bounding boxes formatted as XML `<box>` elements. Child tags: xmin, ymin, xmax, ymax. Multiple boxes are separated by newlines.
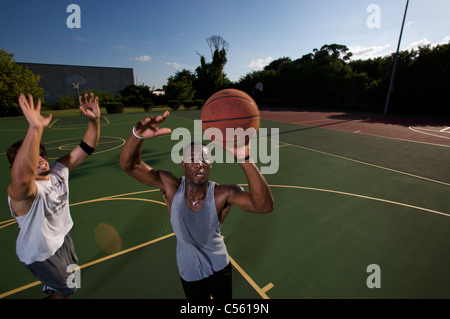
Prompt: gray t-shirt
<box><xmin>170</xmin><ymin>177</ymin><xmax>230</xmax><ymax>281</ymax></box>
<box><xmin>8</xmin><ymin>162</ymin><xmax>73</xmax><ymax>265</ymax></box>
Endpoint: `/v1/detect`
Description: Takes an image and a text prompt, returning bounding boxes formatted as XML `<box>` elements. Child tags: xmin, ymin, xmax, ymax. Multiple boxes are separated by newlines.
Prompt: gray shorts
<box><xmin>24</xmin><ymin>234</ymin><xmax>79</xmax><ymax>297</ymax></box>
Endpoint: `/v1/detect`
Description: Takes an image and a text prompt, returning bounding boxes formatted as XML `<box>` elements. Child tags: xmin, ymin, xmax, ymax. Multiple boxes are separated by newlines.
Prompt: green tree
<box><xmin>164</xmin><ymin>69</ymin><xmax>196</xmax><ymax>102</ymax></box>
<box><xmin>264</xmin><ymin>57</ymin><xmax>292</xmax><ymax>73</ymax></box>
<box><xmin>0</xmin><ymin>49</ymin><xmax>44</xmax><ymax>116</ymax></box>
<box><xmin>194</xmin><ymin>35</ymin><xmax>231</xmax><ymax>99</ymax></box>
<box><xmin>235</xmin><ymin>42</ymin><xmax>450</xmax><ymax>116</ymax></box>
<box><xmin>117</xmin><ymin>84</ymin><xmax>152</xmax><ymax>107</ymax></box>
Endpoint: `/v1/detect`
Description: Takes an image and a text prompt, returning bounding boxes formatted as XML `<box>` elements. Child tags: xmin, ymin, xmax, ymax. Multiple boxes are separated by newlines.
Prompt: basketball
<box><xmin>201</xmin><ymin>89</ymin><xmax>260</xmax><ymax>145</ymax></box>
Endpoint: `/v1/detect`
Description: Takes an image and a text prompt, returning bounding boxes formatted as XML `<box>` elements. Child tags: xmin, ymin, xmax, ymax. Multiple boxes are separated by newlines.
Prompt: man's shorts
<box><xmin>180</xmin><ymin>262</ymin><xmax>232</xmax><ymax>299</ymax></box>
<box><xmin>24</xmin><ymin>234</ymin><xmax>79</xmax><ymax>297</ymax></box>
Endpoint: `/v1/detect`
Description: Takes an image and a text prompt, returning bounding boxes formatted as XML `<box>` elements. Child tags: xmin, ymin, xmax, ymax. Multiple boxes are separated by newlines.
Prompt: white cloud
<box><xmin>349</xmin><ymin>35</ymin><xmax>450</xmax><ymax>61</ymax></box>
<box><xmin>439</xmin><ymin>35</ymin><xmax>450</xmax><ymax>44</ymax></box>
<box><xmin>165</xmin><ymin>62</ymin><xmax>192</xmax><ymax>70</ymax></box>
<box><xmin>247</xmin><ymin>57</ymin><xmax>274</xmax><ymax>69</ymax></box>
<box><xmin>404</xmin><ymin>36</ymin><xmax>450</xmax><ymax>51</ymax></box>
<box><xmin>404</xmin><ymin>38</ymin><xmax>431</xmax><ymax>51</ymax></box>
<box><xmin>134</xmin><ymin>55</ymin><xmax>152</xmax><ymax>62</ymax></box>
<box><xmin>110</xmin><ymin>45</ymin><xmax>127</xmax><ymax>50</ymax></box>
<box><xmin>349</xmin><ymin>44</ymin><xmax>391</xmax><ymax>60</ymax></box>
<box><xmin>73</xmin><ymin>36</ymin><xmax>86</xmax><ymax>42</ymax></box>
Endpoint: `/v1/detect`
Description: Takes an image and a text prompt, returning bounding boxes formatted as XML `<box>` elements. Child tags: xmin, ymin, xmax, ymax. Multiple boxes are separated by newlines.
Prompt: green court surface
<box><xmin>1</xmin><ymin>110</ymin><xmax>449</xmax><ymax>299</ymax></box>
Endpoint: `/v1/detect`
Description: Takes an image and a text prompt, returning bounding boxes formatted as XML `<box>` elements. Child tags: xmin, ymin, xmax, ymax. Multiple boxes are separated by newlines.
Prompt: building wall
<box><xmin>18</xmin><ymin>62</ymin><xmax>134</xmax><ymax>104</ymax></box>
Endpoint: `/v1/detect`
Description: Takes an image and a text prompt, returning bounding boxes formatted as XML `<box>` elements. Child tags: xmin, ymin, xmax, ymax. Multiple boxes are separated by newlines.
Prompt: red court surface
<box><xmin>260</xmin><ymin>110</ymin><xmax>450</xmax><ymax>147</ymax></box>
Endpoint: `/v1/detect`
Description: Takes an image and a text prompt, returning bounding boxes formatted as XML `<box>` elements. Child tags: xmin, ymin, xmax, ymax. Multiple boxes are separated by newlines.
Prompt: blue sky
<box><xmin>1</xmin><ymin>0</ymin><xmax>449</xmax><ymax>90</ymax></box>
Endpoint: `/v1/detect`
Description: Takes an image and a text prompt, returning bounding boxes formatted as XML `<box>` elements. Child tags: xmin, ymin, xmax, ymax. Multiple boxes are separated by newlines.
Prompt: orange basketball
<box><xmin>201</xmin><ymin>89</ymin><xmax>260</xmax><ymax>145</ymax></box>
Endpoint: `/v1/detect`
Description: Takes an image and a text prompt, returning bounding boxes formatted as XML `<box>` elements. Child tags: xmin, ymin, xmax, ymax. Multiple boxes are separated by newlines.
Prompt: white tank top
<box><xmin>8</xmin><ymin>162</ymin><xmax>73</xmax><ymax>265</ymax></box>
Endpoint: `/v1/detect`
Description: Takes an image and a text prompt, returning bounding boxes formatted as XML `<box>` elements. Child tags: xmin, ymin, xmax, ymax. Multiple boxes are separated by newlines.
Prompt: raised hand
<box><xmin>18</xmin><ymin>94</ymin><xmax>52</xmax><ymax>130</ymax></box>
<box><xmin>134</xmin><ymin>111</ymin><xmax>172</xmax><ymax>139</ymax></box>
<box><xmin>223</xmin><ymin>139</ymin><xmax>251</xmax><ymax>161</ymax></box>
<box><xmin>79</xmin><ymin>93</ymin><xmax>100</xmax><ymax>120</ymax></box>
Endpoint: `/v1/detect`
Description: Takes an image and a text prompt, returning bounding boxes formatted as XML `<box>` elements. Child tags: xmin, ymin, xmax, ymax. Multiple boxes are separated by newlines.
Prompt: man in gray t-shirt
<box><xmin>7</xmin><ymin>93</ymin><xmax>100</xmax><ymax>299</ymax></box>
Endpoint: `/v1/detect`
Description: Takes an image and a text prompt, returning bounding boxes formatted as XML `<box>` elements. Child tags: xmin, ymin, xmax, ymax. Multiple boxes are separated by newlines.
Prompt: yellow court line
<box><xmin>46</xmin><ymin>137</ymin><xmax>126</xmax><ymax>159</ymax></box>
<box><xmin>102</xmin><ymin>116</ymin><xmax>110</xmax><ymax>125</ymax></box>
<box><xmin>0</xmin><ymin>281</ymin><xmax>42</xmax><ymax>299</ymax></box>
<box><xmin>0</xmin><ymin>221</ymin><xmax>17</xmax><ymax>229</ymax></box>
<box><xmin>79</xmin><ymin>233</ymin><xmax>175</xmax><ymax>270</ymax></box>
<box><xmin>0</xmin><ymin>233</ymin><xmax>175</xmax><ymax>299</ymax></box>
<box><xmin>240</xmin><ymin>184</ymin><xmax>450</xmax><ymax>218</ymax></box>
<box><xmin>71</xmin><ymin>197</ymin><xmax>167</xmax><ymax>206</ymax></box>
<box><xmin>0</xmin><ymin>190</ymin><xmax>162</xmax><ymax>231</ymax></box>
<box><xmin>228</xmin><ymin>256</ymin><xmax>271</xmax><ymax>299</ymax></box>
<box><xmin>58</xmin><ymin>140</ymin><xmax>122</xmax><ymax>148</ymax></box>
<box><xmin>262</xmin><ymin>282</ymin><xmax>275</xmax><ymax>293</ymax></box>
<box><xmin>69</xmin><ymin>189</ymin><xmax>162</xmax><ymax>206</ymax></box>
<box><xmin>1</xmin><ymin>188</ymin><xmax>272</xmax><ymax>299</ymax></box>
<box><xmin>0</xmin><ymin>219</ymin><xmax>15</xmax><ymax>225</ymax></box>
<box><xmin>0</xmin><ymin>233</ymin><xmax>272</xmax><ymax>299</ymax></box>
<box><xmin>48</xmin><ymin>118</ymin><xmax>59</xmax><ymax>129</ymax></box>
<box><xmin>2</xmin><ymin>188</ymin><xmax>270</xmax><ymax>299</ymax></box>
<box><xmin>100</xmin><ymin>188</ymin><xmax>161</xmax><ymax>199</ymax></box>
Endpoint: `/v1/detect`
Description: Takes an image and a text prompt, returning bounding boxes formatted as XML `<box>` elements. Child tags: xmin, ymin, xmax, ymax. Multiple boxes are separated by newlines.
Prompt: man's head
<box><xmin>182</xmin><ymin>142</ymin><xmax>212</xmax><ymax>185</ymax></box>
<box><xmin>7</xmin><ymin>140</ymin><xmax>50</xmax><ymax>180</ymax></box>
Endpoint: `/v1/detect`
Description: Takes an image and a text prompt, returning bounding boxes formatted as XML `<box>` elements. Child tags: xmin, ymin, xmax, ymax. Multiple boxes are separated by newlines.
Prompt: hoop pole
<box><xmin>384</xmin><ymin>0</ymin><xmax>409</xmax><ymax>115</ymax></box>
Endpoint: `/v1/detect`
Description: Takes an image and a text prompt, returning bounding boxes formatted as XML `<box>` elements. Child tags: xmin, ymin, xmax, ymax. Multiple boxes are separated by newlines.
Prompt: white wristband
<box><xmin>132</xmin><ymin>126</ymin><xmax>145</xmax><ymax>139</ymax></box>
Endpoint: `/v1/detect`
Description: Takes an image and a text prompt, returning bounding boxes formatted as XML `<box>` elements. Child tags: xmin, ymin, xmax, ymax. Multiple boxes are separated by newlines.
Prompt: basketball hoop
<box><xmin>65</xmin><ymin>74</ymin><xmax>86</xmax><ymax>96</ymax></box>
<box><xmin>253</xmin><ymin>82</ymin><xmax>263</xmax><ymax>99</ymax></box>
<box><xmin>65</xmin><ymin>74</ymin><xmax>86</xmax><ymax>116</ymax></box>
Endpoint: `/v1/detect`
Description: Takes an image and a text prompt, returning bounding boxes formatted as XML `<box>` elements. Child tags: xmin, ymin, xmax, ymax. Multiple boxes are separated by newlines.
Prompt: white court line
<box><xmin>260</xmin><ymin>134</ymin><xmax>450</xmax><ymax>187</ymax></box>
<box><xmin>294</xmin><ymin>119</ymin><xmax>330</xmax><ymax>124</ymax></box>
<box><xmin>440</xmin><ymin>127</ymin><xmax>450</xmax><ymax>132</ymax></box>
<box><xmin>409</xmin><ymin>126</ymin><xmax>450</xmax><ymax>140</ymax></box>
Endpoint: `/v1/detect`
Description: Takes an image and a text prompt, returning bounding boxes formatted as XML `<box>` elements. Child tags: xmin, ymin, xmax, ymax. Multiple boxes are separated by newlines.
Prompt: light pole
<box><xmin>384</xmin><ymin>0</ymin><xmax>410</xmax><ymax>115</ymax></box>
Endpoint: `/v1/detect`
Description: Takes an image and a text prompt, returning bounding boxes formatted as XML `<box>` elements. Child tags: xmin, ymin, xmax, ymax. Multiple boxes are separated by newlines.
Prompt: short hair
<box><xmin>7</xmin><ymin>140</ymin><xmax>47</xmax><ymax>168</ymax></box>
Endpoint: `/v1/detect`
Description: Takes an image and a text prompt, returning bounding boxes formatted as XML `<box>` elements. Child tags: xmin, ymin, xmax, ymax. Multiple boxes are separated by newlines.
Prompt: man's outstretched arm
<box><xmin>228</xmin><ymin>160</ymin><xmax>274</xmax><ymax>214</ymax></box>
<box><xmin>119</xmin><ymin>111</ymin><xmax>173</xmax><ymax>189</ymax></box>
<box><xmin>225</xmin><ymin>143</ymin><xmax>274</xmax><ymax>214</ymax></box>
<box><xmin>8</xmin><ymin>94</ymin><xmax>51</xmax><ymax>205</ymax></box>
<box><xmin>57</xmin><ymin>93</ymin><xmax>100</xmax><ymax>171</ymax></box>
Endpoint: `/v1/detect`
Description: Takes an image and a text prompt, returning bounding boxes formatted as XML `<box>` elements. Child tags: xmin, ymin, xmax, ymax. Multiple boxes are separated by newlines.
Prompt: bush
<box><xmin>168</xmin><ymin>100</ymin><xmax>181</xmax><ymax>111</ymax></box>
<box><xmin>54</xmin><ymin>95</ymin><xmax>78</xmax><ymax>110</ymax></box>
<box><xmin>105</xmin><ymin>102</ymin><xmax>124</xmax><ymax>114</ymax></box>
<box><xmin>182</xmin><ymin>100</ymin><xmax>194</xmax><ymax>110</ymax></box>
<box><xmin>151</xmin><ymin>93</ymin><xmax>167</xmax><ymax>106</ymax></box>
<box><xmin>143</xmin><ymin>101</ymin><xmax>153</xmax><ymax>112</ymax></box>
<box><xmin>193</xmin><ymin>99</ymin><xmax>204</xmax><ymax>110</ymax></box>
<box><xmin>80</xmin><ymin>90</ymin><xmax>115</xmax><ymax>104</ymax></box>
<box><xmin>0</xmin><ymin>102</ymin><xmax>21</xmax><ymax>117</ymax></box>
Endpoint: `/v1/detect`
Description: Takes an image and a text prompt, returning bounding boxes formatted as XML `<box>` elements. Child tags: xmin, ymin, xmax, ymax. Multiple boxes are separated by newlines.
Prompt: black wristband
<box><xmin>79</xmin><ymin>140</ymin><xmax>95</xmax><ymax>155</ymax></box>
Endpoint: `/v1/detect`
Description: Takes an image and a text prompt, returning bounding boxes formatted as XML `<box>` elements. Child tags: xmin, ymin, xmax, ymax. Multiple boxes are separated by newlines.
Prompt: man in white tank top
<box><xmin>7</xmin><ymin>93</ymin><xmax>100</xmax><ymax>299</ymax></box>
<box><xmin>120</xmin><ymin>111</ymin><xmax>274</xmax><ymax>299</ymax></box>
